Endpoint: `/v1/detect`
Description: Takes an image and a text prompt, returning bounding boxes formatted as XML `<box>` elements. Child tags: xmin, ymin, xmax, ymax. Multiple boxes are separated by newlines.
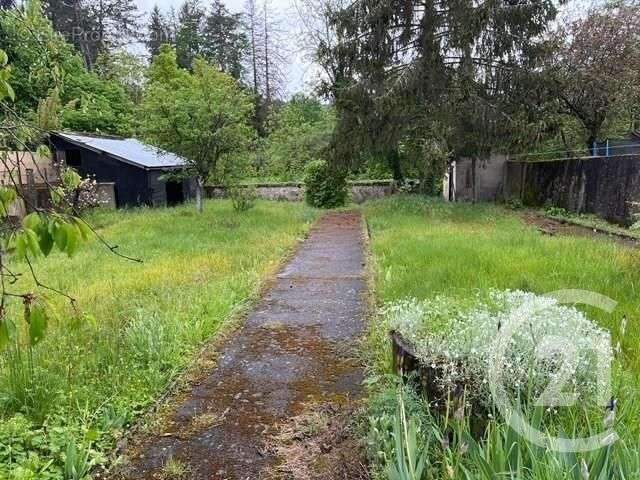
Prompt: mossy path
<box><xmin>115</xmin><ymin>212</ymin><xmax>368</xmax><ymax>479</ymax></box>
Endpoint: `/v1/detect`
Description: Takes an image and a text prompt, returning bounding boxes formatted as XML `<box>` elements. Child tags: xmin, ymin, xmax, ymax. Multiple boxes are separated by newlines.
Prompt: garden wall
<box><xmin>205</xmin><ymin>180</ymin><xmax>399</xmax><ymax>204</ymax></box>
<box><xmin>505</xmin><ymin>155</ymin><xmax>640</xmax><ymax>225</ymax></box>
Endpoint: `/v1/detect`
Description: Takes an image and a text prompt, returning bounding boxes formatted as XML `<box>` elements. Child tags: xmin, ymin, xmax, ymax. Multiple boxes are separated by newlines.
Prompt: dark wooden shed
<box><xmin>50</xmin><ymin>132</ymin><xmax>194</xmax><ymax>208</ymax></box>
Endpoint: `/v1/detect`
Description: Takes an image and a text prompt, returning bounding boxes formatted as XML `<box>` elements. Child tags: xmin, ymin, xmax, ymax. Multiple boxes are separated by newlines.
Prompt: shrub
<box><xmin>52</xmin><ymin>168</ymin><xmax>102</xmax><ymax>213</ymax></box>
<box><xmin>303</xmin><ymin>160</ymin><xmax>348</xmax><ymax>208</ymax></box>
<box><xmin>544</xmin><ymin>205</ymin><xmax>569</xmax><ymax>217</ymax></box>
<box><xmin>227</xmin><ymin>185</ymin><xmax>257</xmax><ymax>212</ymax></box>
<box><xmin>385</xmin><ymin>290</ymin><xmax>613</xmax><ymax>408</ymax></box>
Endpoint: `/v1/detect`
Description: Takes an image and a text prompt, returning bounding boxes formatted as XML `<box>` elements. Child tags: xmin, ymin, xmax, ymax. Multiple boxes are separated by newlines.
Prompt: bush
<box><xmin>303</xmin><ymin>160</ymin><xmax>348</xmax><ymax>208</ymax></box>
<box><xmin>385</xmin><ymin>290</ymin><xmax>613</xmax><ymax>408</ymax></box>
<box><xmin>228</xmin><ymin>185</ymin><xmax>257</xmax><ymax>212</ymax></box>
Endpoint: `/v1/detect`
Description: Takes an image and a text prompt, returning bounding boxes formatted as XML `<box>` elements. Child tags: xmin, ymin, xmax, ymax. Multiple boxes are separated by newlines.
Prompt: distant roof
<box><xmin>53</xmin><ymin>132</ymin><xmax>187</xmax><ymax>170</ymax></box>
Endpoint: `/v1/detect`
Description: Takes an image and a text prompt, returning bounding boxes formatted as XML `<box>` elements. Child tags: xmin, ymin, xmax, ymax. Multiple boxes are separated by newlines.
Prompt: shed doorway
<box><xmin>166</xmin><ymin>180</ymin><xmax>184</xmax><ymax>206</ymax></box>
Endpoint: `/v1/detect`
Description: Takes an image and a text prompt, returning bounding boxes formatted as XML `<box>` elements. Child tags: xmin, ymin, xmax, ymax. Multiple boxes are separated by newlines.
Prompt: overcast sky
<box><xmin>132</xmin><ymin>0</ymin><xmax>314</xmax><ymax>96</ymax></box>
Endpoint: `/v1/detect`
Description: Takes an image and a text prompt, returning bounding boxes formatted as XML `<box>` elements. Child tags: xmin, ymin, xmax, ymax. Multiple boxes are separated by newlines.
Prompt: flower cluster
<box><xmin>385</xmin><ymin>290</ymin><xmax>613</xmax><ymax>408</ymax></box>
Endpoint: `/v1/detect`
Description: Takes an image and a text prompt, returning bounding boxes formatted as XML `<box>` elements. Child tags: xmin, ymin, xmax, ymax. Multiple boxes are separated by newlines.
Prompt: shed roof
<box><xmin>54</xmin><ymin>132</ymin><xmax>187</xmax><ymax>170</ymax></box>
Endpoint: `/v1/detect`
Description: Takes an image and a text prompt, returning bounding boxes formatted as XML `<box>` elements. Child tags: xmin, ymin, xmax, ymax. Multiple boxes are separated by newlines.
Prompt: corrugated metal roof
<box><xmin>55</xmin><ymin>132</ymin><xmax>187</xmax><ymax>170</ymax></box>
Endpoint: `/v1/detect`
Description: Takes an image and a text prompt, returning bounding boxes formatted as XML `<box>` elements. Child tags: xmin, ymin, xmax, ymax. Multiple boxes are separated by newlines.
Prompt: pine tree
<box><xmin>201</xmin><ymin>0</ymin><xmax>247</xmax><ymax>79</ymax></box>
<box><xmin>320</xmin><ymin>0</ymin><xmax>560</xmax><ymax>179</ymax></box>
<box><xmin>146</xmin><ymin>5</ymin><xmax>172</xmax><ymax>58</ymax></box>
<box><xmin>43</xmin><ymin>0</ymin><xmax>140</xmax><ymax>69</ymax></box>
<box><xmin>175</xmin><ymin>0</ymin><xmax>203</xmax><ymax>70</ymax></box>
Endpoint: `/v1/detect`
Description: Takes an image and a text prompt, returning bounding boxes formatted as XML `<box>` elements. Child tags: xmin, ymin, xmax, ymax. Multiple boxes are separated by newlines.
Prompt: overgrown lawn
<box><xmin>361</xmin><ymin>196</ymin><xmax>640</xmax><ymax>479</ymax></box>
<box><xmin>0</xmin><ymin>200</ymin><xmax>317</xmax><ymax>479</ymax></box>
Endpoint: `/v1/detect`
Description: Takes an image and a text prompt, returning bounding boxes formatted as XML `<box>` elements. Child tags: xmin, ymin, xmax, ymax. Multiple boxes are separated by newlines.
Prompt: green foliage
<box><xmin>544</xmin><ymin>205</ymin><xmax>569</xmax><ymax>217</ymax></box>
<box><xmin>386</xmin><ymin>390</ymin><xmax>428</xmax><ymax>480</ymax></box>
<box><xmin>201</xmin><ymin>0</ymin><xmax>248</xmax><ymax>80</ymax></box>
<box><xmin>321</xmin><ymin>0</ymin><xmax>559</xmax><ymax>178</ymax></box>
<box><xmin>0</xmin><ymin>201</ymin><xmax>316</xmax><ymax>479</ymax></box>
<box><xmin>140</xmin><ymin>46</ymin><xmax>254</xmax><ymax>212</ymax></box>
<box><xmin>262</xmin><ymin>94</ymin><xmax>335</xmax><ymax>180</ymax></box>
<box><xmin>0</xmin><ymin>0</ymin><xmax>134</xmax><ymax>135</ymax></box>
<box><xmin>0</xmin><ymin>0</ymin><xmax>80</xmax><ymax>114</ymax></box>
<box><xmin>362</xmin><ymin>197</ymin><xmax>640</xmax><ymax>479</ymax></box>
<box><xmin>366</xmin><ymin>382</ymin><xmax>640</xmax><ymax>480</ymax></box>
<box><xmin>227</xmin><ymin>185</ymin><xmax>257</xmax><ymax>213</ymax></box>
<box><xmin>303</xmin><ymin>160</ymin><xmax>348</xmax><ymax>208</ymax></box>
<box><xmin>94</xmin><ymin>50</ymin><xmax>147</xmax><ymax>105</ymax></box>
<box><xmin>60</xmin><ymin>72</ymin><xmax>134</xmax><ymax>136</ymax></box>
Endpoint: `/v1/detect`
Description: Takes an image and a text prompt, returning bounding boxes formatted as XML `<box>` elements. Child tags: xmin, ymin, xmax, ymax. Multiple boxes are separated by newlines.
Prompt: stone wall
<box><xmin>505</xmin><ymin>155</ymin><xmax>640</xmax><ymax>225</ymax></box>
<box><xmin>206</xmin><ymin>180</ymin><xmax>400</xmax><ymax>204</ymax></box>
<box><xmin>452</xmin><ymin>154</ymin><xmax>508</xmax><ymax>202</ymax></box>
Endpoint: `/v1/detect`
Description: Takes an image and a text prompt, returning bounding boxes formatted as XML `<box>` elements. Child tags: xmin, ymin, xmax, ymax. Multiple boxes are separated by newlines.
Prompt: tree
<box><xmin>546</xmin><ymin>3</ymin><xmax>640</xmax><ymax>150</ymax></box>
<box><xmin>140</xmin><ymin>45</ymin><xmax>254</xmax><ymax>213</ymax></box>
<box><xmin>244</xmin><ymin>0</ymin><xmax>261</xmax><ymax>94</ymax></box>
<box><xmin>319</xmin><ymin>0</ymin><xmax>560</xmax><ymax>180</ymax></box>
<box><xmin>201</xmin><ymin>0</ymin><xmax>248</xmax><ymax>80</ymax></box>
<box><xmin>146</xmin><ymin>5</ymin><xmax>173</xmax><ymax>58</ymax></box>
<box><xmin>61</xmin><ymin>71</ymin><xmax>135</xmax><ymax>135</ymax></box>
<box><xmin>264</xmin><ymin>94</ymin><xmax>335</xmax><ymax>180</ymax></box>
<box><xmin>95</xmin><ymin>49</ymin><xmax>147</xmax><ymax>104</ymax></box>
<box><xmin>0</xmin><ymin>1</ymin><xmax>134</xmax><ymax>135</ymax></box>
<box><xmin>242</xmin><ymin>0</ymin><xmax>288</xmax><ymax>98</ymax></box>
<box><xmin>175</xmin><ymin>0</ymin><xmax>204</xmax><ymax>69</ymax></box>
<box><xmin>42</xmin><ymin>0</ymin><xmax>140</xmax><ymax>69</ymax></box>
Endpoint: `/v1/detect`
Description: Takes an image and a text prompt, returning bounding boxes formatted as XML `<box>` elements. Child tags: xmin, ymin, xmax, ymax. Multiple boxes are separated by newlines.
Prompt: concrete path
<box><xmin>117</xmin><ymin>212</ymin><xmax>367</xmax><ymax>479</ymax></box>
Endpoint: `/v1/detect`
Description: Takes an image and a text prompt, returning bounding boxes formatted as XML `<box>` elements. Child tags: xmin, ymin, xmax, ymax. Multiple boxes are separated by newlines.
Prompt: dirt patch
<box><xmin>265</xmin><ymin>403</ymin><xmax>369</xmax><ymax>480</ymax></box>
<box><xmin>111</xmin><ymin>212</ymin><xmax>368</xmax><ymax>480</ymax></box>
<box><xmin>521</xmin><ymin>212</ymin><xmax>639</xmax><ymax>247</ymax></box>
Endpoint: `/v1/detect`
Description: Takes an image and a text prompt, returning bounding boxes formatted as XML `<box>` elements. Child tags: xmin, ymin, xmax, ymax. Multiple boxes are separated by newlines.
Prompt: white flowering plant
<box><xmin>386</xmin><ymin>290</ymin><xmax>613</xmax><ymax>409</ymax></box>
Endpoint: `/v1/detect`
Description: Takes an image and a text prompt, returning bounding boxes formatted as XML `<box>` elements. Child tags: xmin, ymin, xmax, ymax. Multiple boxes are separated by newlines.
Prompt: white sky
<box><xmin>132</xmin><ymin>0</ymin><xmax>314</xmax><ymax>96</ymax></box>
<box><xmin>129</xmin><ymin>0</ymin><xmax>598</xmax><ymax>97</ymax></box>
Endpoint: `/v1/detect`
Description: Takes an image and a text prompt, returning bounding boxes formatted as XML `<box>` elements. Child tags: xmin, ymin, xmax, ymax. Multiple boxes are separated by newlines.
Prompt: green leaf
<box><xmin>84</xmin><ymin>429</ymin><xmax>99</xmax><ymax>443</ymax></box>
<box><xmin>62</xmin><ymin>168</ymin><xmax>82</xmax><ymax>189</ymax></box>
<box><xmin>23</xmin><ymin>212</ymin><xmax>41</xmax><ymax>231</ymax></box>
<box><xmin>27</xmin><ymin>304</ymin><xmax>48</xmax><ymax>346</ymax></box>
<box><xmin>16</xmin><ymin>231</ymin><xmax>28</xmax><ymax>258</ymax></box>
<box><xmin>53</xmin><ymin>222</ymin><xmax>67</xmax><ymax>251</ymax></box>
<box><xmin>2</xmin><ymin>81</ymin><xmax>15</xmax><ymax>102</ymax></box>
<box><xmin>0</xmin><ymin>186</ymin><xmax>17</xmax><ymax>217</ymax></box>
<box><xmin>36</xmin><ymin>144</ymin><xmax>52</xmax><ymax>159</ymax></box>
<box><xmin>24</xmin><ymin>228</ymin><xmax>42</xmax><ymax>257</ymax></box>
<box><xmin>0</xmin><ymin>49</ymin><xmax>8</xmax><ymax>67</ymax></box>
<box><xmin>50</xmin><ymin>186</ymin><xmax>64</xmax><ymax>206</ymax></box>
<box><xmin>38</xmin><ymin>226</ymin><xmax>54</xmax><ymax>256</ymax></box>
<box><xmin>74</xmin><ymin>218</ymin><xmax>93</xmax><ymax>241</ymax></box>
<box><xmin>63</xmin><ymin>223</ymin><xmax>80</xmax><ymax>257</ymax></box>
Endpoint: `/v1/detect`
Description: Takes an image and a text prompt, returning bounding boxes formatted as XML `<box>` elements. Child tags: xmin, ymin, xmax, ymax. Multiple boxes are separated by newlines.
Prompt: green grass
<box><xmin>0</xmin><ymin>199</ymin><xmax>317</xmax><ymax>479</ymax></box>
<box><xmin>361</xmin><ymin>196</ymin><xmax>640</xmax><ymax>479</ymax></box>
<box><xmin>363</xmin><ymin>196</ymin><xmax>640</xmax><ymax>373</ymax></box>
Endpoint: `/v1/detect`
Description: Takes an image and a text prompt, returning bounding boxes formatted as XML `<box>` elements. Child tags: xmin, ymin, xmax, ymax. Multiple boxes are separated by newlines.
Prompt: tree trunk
<box><xmin>264</xmin><ymin>6</ymin><xmax>271</xmax><ymax>103</ymax></box>
<box><xmin>471</xmin><ymin>156</ymin><xmax>477</xmax><ymax>204</ymax></box>
<box><xmin>195</xmin><ymin>177</ymin><xmax>204</xmax><ymax>214</ymax></box>
<box><xmin>388</xmin><ymin>149</ymin><xmax>403</xmax><ymax>182</ymax></box>
<box><xmin>587</xmin><ymin>134</ymin><xmax>596</xmax><ymax>156</ymax></box>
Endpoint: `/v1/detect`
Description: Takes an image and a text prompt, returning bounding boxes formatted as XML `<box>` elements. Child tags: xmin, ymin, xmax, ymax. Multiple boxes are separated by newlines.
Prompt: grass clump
<box><xmin>0</xmin><ymin>199</ymin><xmax>317</xmax><ymax>479</ymax></box>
